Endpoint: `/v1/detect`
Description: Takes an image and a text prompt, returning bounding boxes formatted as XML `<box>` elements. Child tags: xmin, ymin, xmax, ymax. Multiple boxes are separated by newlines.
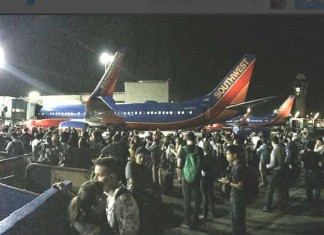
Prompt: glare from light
<box><xmin>313</xmin><ymin>112</ymin><xmax>320</xmax><ymax>120</ymax></box>
<box><xmin>273</xmin><ymin>109</ymin><xmax>278</xmax><ymax>114</ymax></box>
<box><xmin>0</xmin><ymin>46</ymin><xmax>4</xmax><ymax>68</ymax></box>
<box><xmin>29</xmin><ymin>91</ymin><xmax>40</xmax><ymax>101</ymax></box>
<box><xmin>247</xmin><ymin>107</ymin><xmax>251</xmax><ymax>113</ymax></box>
<box><xmin>294</xmin><ymin>111</ymin><xmax>300</xmax><ymax>118</ymax></box>
<box><xmin>99</xmin><ymin>52</ymin><xmax>114</xmax><ymax>65</ymax></box>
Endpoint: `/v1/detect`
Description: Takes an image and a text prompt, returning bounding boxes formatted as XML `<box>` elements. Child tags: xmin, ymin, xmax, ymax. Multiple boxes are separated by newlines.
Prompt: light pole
<box><xmin>99</xmin><ymin>52</ymin><xmax>114</xmax><ymax>72</ymax></box>
<box><xmin>310</xmin><ymin>112</ymin><xmax>320</xmax><ymax>128</ymax></box>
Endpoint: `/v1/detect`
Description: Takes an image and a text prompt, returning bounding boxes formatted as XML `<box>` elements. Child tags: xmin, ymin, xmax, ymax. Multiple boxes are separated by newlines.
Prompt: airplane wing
<box><xmin>225</xmin><ymin>96</ymin><xmax>278</xmax><ymax>114</ymax></box>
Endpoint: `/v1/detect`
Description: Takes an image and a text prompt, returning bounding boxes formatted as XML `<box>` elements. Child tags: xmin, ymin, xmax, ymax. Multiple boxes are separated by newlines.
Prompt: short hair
<box><xmin>271</xmin><ymin>136</ymin><xmax>280</xmax><ymax>145</ymax></box>
<box><xmin>226</xmin><ymin>144</ymin><xmax>241</xmax><ymax>156</ymax></box>
<box><xmin>185</xmin><ymin>131</ymin><xmax>196</xmax><ymax>141</ymax></box>
<box><xmin>92</xmin><ymin>157</ymin><xmax>122</xmax><ymax>178</ymax></box>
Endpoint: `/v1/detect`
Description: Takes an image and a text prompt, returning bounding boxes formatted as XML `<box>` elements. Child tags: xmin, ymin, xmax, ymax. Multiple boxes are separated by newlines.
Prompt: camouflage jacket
<box><xmin>106</xmin><ymin>186</ymin><xmax>140</xmax><ymax>235</ymax></box>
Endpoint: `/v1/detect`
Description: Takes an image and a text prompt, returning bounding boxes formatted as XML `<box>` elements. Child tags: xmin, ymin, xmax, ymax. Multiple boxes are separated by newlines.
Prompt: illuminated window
<box><xmin>162</xmin><ymin>111</ymin><xmax>165</xmax><ymax>115</ymax></box>
<box><xmin>139</xmin><ymin>111</ymin><xmax>142</xmax><ymax>115</ymax></box>
<box><xmin>177</xmin><ymin>111</ymin><xmax>181</xmax><ymax>115</ymax></box>
<box><xmin>189</xmin><ymin>111</ymin><xmax>193</xmax><ymax>115</ymax></box>
<box><xmin>135</xmin><ymin>111</ymin><xmax>138</xmax><ymax>115</ymax></box>
<box><xmin>170</xmin><ymin>111</ymin><xmax>173</xmax><ymax>115</ymax></box>
<box><xmin>158</xmin><ymin>111</ymin><xmax>161</xmax><ymax>115</ymax></box>
<box><xmin>154</xmin><ymin>111</ymin><xmax>157</xmax><ymax>115</ymax></box>
<box><xmin>166</xmin><ymin>111</ymin><xmax>169</xmax><ymax>115</ymax></box>
<box><xmin>181</xmin><ymin>111</ymin><xmax>185</xmax><ymax>114</ymax></box>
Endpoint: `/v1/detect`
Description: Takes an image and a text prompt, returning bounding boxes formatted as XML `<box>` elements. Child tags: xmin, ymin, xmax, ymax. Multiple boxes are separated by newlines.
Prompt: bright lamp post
<box><xmin>310</xmin><ymin>112</ymin><xmax>320</xmax><ymax>127</ymax></box>
<box><xmin>28</xmin><ymin>91</ymin><xmax>40</xmax><ymax>102</ymax></box>
<box><xmin>99</xmin><ymin>52</ymin><xmax>114</xmax><ymax>72</ymax></box>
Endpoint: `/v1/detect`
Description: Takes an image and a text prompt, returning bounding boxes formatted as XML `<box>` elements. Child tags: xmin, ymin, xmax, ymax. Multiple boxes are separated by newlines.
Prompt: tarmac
<box><xmin>161</xmin><ymin>171</ymin><xmax>324</xmax><ymax>235</ymax></box>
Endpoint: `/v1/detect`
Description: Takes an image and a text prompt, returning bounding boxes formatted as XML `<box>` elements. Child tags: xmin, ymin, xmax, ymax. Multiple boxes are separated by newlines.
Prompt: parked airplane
<box><xmin>26</xmin><ymin>50</ymin><xmax>265</xmax><ymax>131</ymax></box>
<box><xmin>203</xmin><ymin>95</ymin><xmax>295</xmax><ymax>132</ymax></box>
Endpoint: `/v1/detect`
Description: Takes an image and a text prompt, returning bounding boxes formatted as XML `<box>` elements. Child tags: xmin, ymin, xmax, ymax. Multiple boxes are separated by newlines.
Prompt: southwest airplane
<box><xmin>26</xmin><ymin>49</ymin><xmax>264</xmax><ymax>131</ymax></box>
<box><xmin>203</xmin><ymin>95</ymin><xmax>295</xmax><ymax>132</ymax></box>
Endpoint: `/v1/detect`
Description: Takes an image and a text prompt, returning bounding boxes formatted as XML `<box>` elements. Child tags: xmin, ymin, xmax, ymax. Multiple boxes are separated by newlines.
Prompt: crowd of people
<box><xmin>0</xmin><ymin>124</ymin><xmax>323</xmax><ymax>235</ymax></box>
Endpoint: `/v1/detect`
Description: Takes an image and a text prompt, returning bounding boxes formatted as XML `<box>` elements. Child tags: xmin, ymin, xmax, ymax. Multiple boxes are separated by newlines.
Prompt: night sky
<box><xmin>0</xmin><ymin>15</ymin><xmax>323</xmax><ymax>114</ymax></box>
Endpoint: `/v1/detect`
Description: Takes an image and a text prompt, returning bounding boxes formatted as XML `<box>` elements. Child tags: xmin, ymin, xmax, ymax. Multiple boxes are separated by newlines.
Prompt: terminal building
<box><xmin>0</xmin><ymin>80</ymin><xmax>169</xmax><ymax>126</ymax></box>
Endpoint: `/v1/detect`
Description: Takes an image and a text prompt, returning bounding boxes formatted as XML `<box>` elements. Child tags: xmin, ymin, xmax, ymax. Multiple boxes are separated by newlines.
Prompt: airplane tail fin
<box><xmin>207</xmin><ymin>54</ymin><xmax>256</xmax><ymax>105</ymax></box>
<box><xmin>88</xmin><ymin>48</ymin><xmax>127</xmax><ymax>100</ymax></box>
<box><xmin>277</xmin><ymin>95</ymin><xmax>295</xmax><ymax>119</ymax></box>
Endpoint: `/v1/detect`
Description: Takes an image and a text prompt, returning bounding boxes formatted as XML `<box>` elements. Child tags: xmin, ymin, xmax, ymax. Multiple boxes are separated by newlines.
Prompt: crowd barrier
<box><xmin>25</xmin><ymin>163</ymin><xmax>92</xmax><ymax>193</ymax></box>
<box><xmin>0</xmin><ymin>181</ymin><xmax>75</xmax><ymax>235</ymax></box>
<box><xmin>0</xmin><ymin>155</ymin><xmax>30</xmax><ymax>187</ymax></box>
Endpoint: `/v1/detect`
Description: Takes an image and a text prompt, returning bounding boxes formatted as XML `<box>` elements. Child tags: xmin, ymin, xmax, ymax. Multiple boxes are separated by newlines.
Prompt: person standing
<box><xmin>93</xmin><ymin>157</ymin><xmax>140</xmax><ymax>235</ymax></box>
<box><xmin>177</xmin><ymin>132</ymin><xmax>203</xmax><ymax>229</ymax></box>
<box><xmin>219</xmin><ymin>145</ymin><xmax>247</xmax><ymax>235</ymax></box>
<box><xmin>256</xmin><ymin>137</ymin><xmax>270</xmax><ymax>187</ymax></box>
<box><xmin>301</xmin><ymin>141</ymin><xmax>322</xmax><ymax>209</ymax></box>
<box><xmin>262</xmin><ymin>136</ymin><xmax>286</xmax><ymax>212</ymax></box>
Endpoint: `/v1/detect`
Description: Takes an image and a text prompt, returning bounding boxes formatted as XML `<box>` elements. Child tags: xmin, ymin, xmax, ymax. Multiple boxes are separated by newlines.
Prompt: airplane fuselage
<box><xmin>37</xmin><ymin>96</ymin><xmax>238</xmax><ymax>130</ymax></box>
<box><xmin>28</xmin><ymin>53</ymin><xmax>256</xmax><ymax>131</ymax></box>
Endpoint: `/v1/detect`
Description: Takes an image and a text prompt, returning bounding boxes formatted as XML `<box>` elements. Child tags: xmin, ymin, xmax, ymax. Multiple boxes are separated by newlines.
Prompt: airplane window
<box><xmin>124</xmin><ymin>112</ymin><xmax>126</xmax><ymax>115</ymax></box>
<box><xmin>181</xmin><ymin>111</ymin><xmax>185</xmax><ymax>114</ymax></box>
<box><xmin>135</xmin><ymin>111</ymin><xmax>138</xmax><ymax>115</ymax></box>
<box><xmin>162</xmin><ymin>111</ymin><xmax>165</xmax><ymax>114</ymax></box>
<box><xmin>166</xmin><ymin>111</ymin><xmax>169</xmax><ymax>115</ymax></box>
<box><xmin>139</xmin><ymin>111</ymin><xmax>142</xmax><ymax>115</ymax></box>
<box><xmin>127</xmin><ymin>112</ymin><xmax>130</xmax><ymax>115</ymax></box>
<box><xmin>170</xmin><ymin>111</ymin><xmax>173</xmax><ymax>114</ymax></box>
<box><xmin>147</xmin><ymin>111</ymin><xmax>150</xmax><ymax>115</ymax></box>
<box><xmin>131</xmin><ymin>112</ymin><xmax>133</xmax><ymax>115</ymax></box>
<box><xmin>189</xmin><ymin>111</ymin><xmax>193</xmax><ymax>115</ymax></box>
<box><xmin>158</xmin><ymin>111</ymin><xmax>161</xmax><ymax>114</ymax></box>
<box><xmin>154</xmin><ymin>111</ymin><xmax>157</xmax><ymax>115</ymax></box>
<box><xmin>177</xmin><ymin>111</ymin><xmax>180</xmax><ymax>115</ymax></box>
<box><xmin>78</xmin><ymin>112</ymin><xmax>80</xmax><ymax>115</ymax></box>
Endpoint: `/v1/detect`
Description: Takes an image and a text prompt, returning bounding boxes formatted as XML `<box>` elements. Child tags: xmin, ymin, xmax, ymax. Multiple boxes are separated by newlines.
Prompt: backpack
<box><xmin>183</xmin><ymin>146</ymin><xmax>200</xmax><ymax>183</ymax></box>
<box><xmin>244</xmin><ymin>166</ymin><xmax>259</xmax><ymax>205</ymax></box>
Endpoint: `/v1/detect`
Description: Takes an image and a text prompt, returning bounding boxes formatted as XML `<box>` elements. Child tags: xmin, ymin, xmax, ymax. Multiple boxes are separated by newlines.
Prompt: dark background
<box><xmin>0</xmin><ymin>15</ymin><xmax>322</xmax><ymax>113</ymax></box>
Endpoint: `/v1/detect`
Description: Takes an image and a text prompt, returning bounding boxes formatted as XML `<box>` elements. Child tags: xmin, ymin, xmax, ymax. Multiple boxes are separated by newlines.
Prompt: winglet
<box><xmin>88</xmin><ymin>48</ymin><xmax>127</xmax><ymax>100</ymax></box>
